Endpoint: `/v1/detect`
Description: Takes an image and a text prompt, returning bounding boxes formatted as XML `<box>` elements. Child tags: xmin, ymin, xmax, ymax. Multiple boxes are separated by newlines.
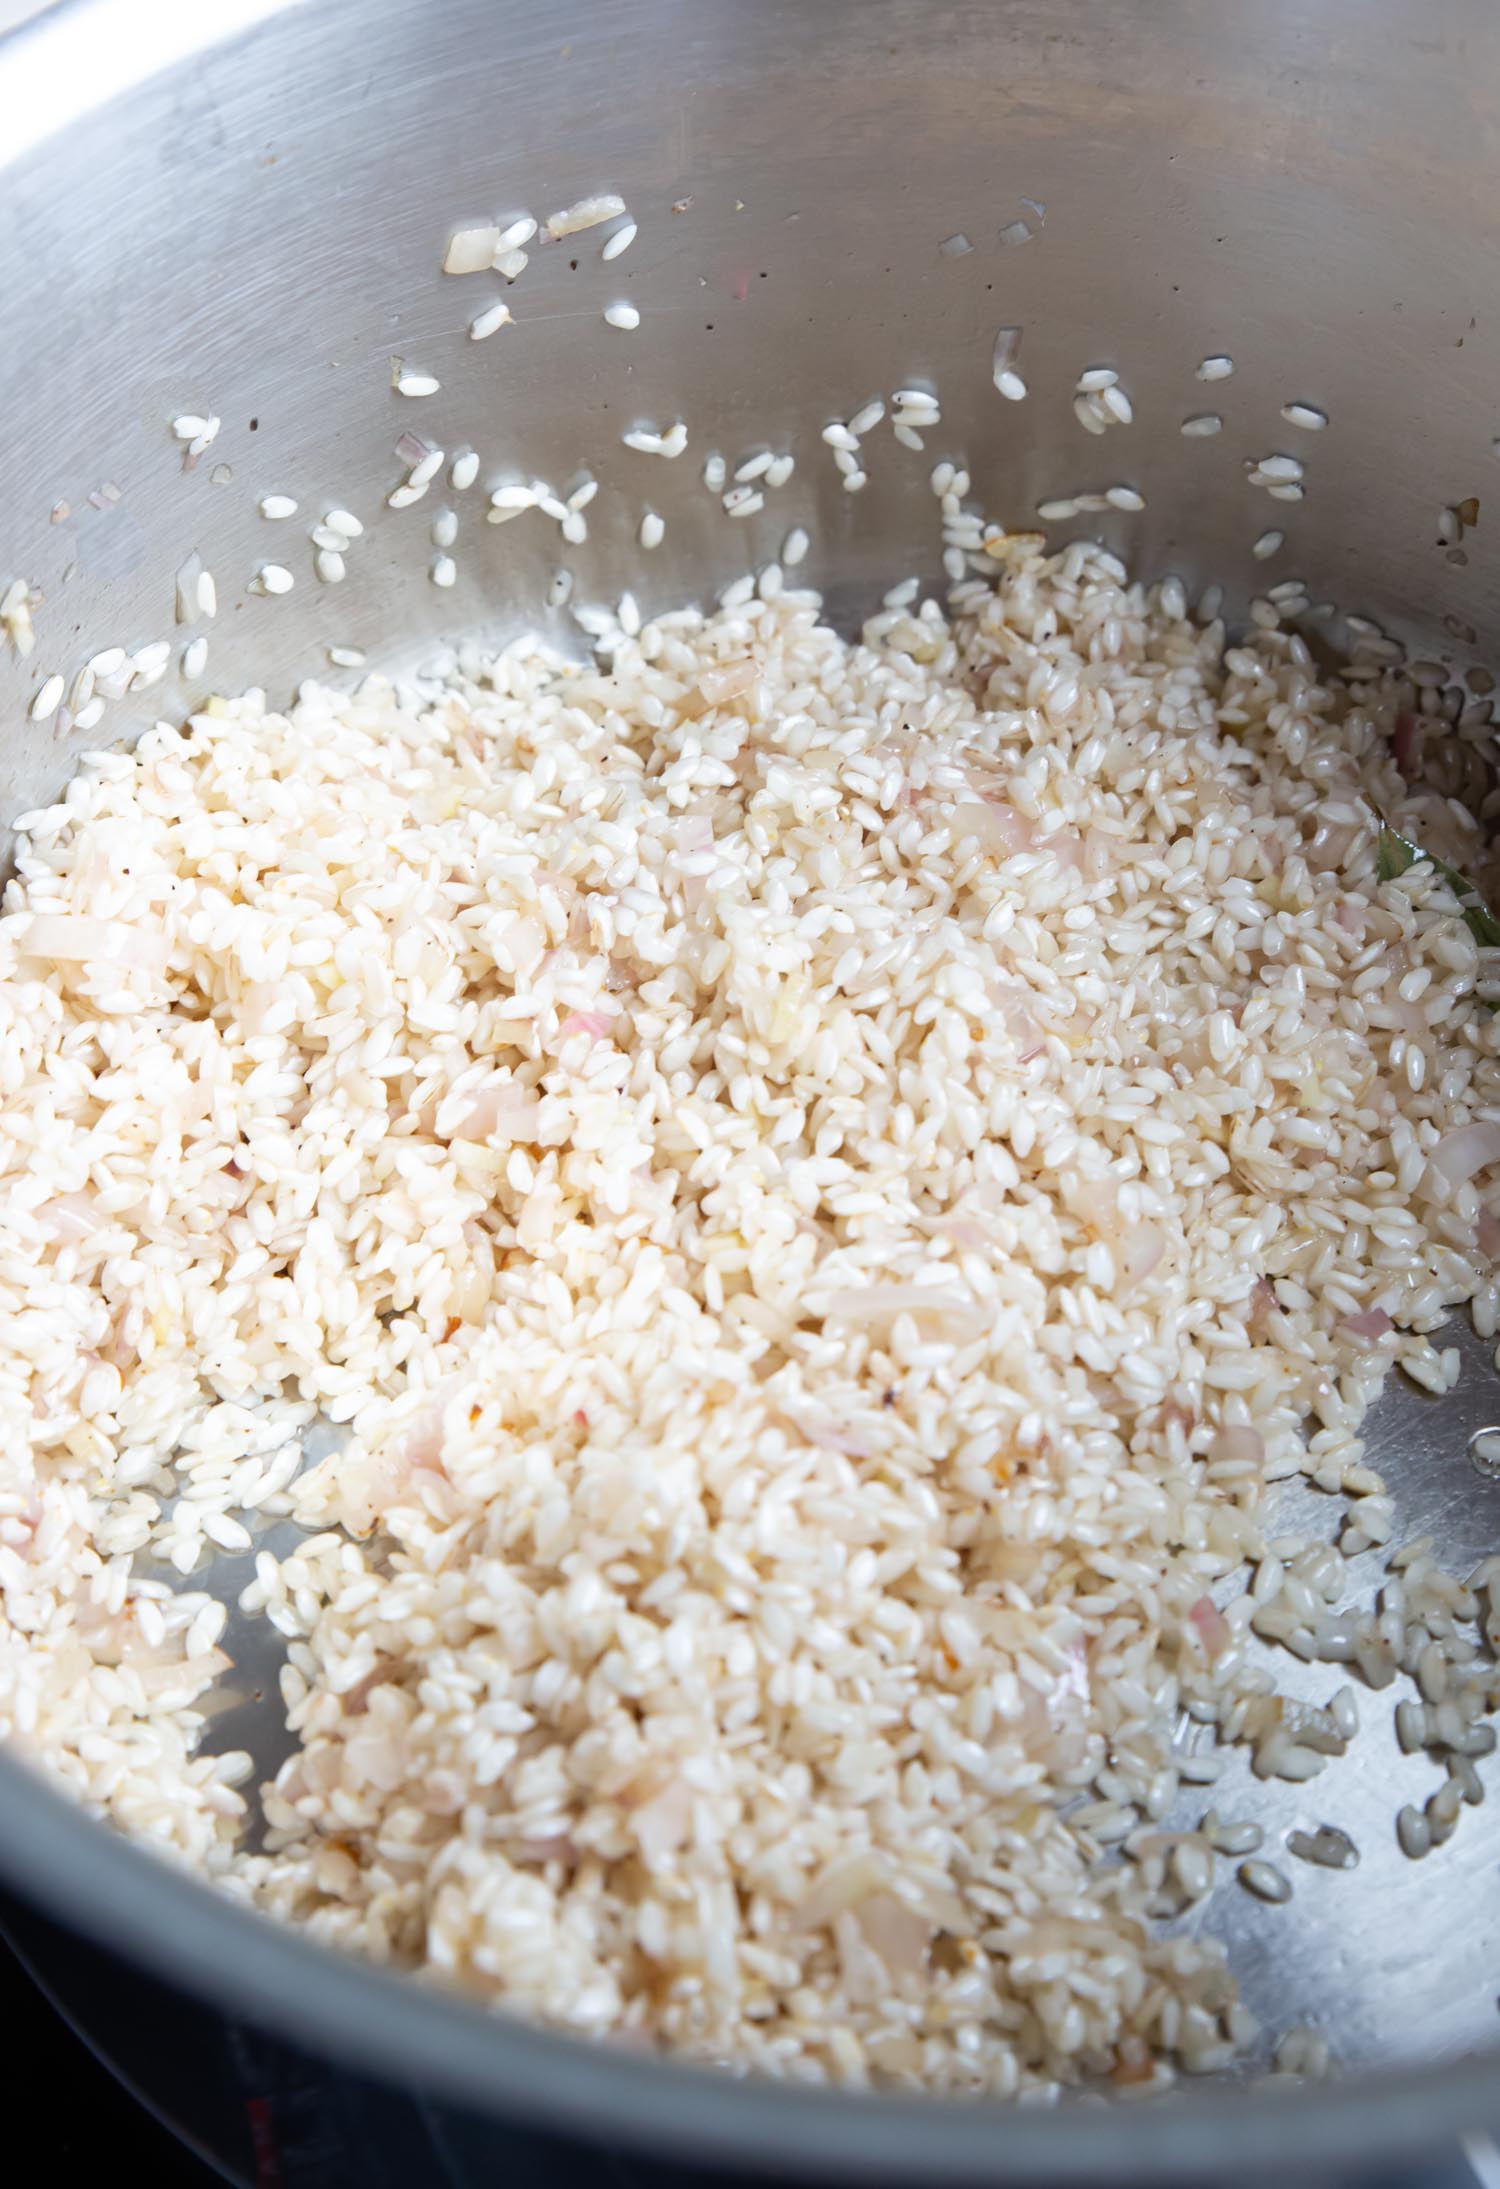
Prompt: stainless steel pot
<box><xmin>1</xmin><ymin>0</ymin><xmax>1499</xmax><ymax>2177</ymax></box>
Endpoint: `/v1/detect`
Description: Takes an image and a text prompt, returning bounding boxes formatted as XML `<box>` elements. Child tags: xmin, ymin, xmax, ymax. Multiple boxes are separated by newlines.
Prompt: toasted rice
<box><xmin>2</xmin><ymin>537</ymin><xmax>1499</xmax><ymax>2093</ymax></box>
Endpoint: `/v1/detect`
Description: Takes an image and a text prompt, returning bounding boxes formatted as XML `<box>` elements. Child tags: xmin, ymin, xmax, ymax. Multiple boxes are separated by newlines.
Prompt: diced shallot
<box><xmin>1432</xmin><ymin>1121</ymin><xmax>1500</xmax><ymax>1187</ymax></box>
<box><xmin>951</xmin><ymin>799</ymin><xmax>1034</xmax><ymax>859</ymax></box>
<box><xmin>680</xmin><ymin>657</ymin><xmax>757</xmax><ymax>717</ymax></box>
<box><xmin>340</xmin><ymin>1660</ymin><xmax>397</xmax><ymax>1714</ymax></box>
<box><xmin>1188</xmin><ymin>1596</ymin><xmax>1232</xmax><ymax>1660</ymax></box>
<box><xmin>1112</xmin><ymin>2037</ymin><xmax>1157</xmax><ymax>2087</ymax></box>
<box><xmin>1045</xmin><ymin>825</ymin><xmax>1087</xmax><ymax>873</ymax></box>
<box><xmin>1305</xmin><ymin>818</ymin><xmax>1361</xmax><ymax>872</ymax></box>
<box><xmin>992</xmin><ymin>982</ymin><xmax>1046</xmax><ymax>1060</ymax></box>
<box><xmin>1385</xmin><ymin>945</ymin><xmax>1431</xmax><ymax>1041</ymax></box>
<box><xmin>558</xmin><ymin>1010</ymin><xmax>613</xmax><ymax>1043</ymax></box>
<box><xmin>633</xmin><ymin>1778</ymin><xmax>694</xmax><ymax>1861</ymax></box>
<box><xmin>1341</xmin><ymin>1307</ymin><xmax>1394</xmax><ymax>1341</ymax></box>
<box><xmin>20</xmin><ymin>914</ymin><xmax>170</xmax><ymax>975</ymax></box>
<box><xmin>493</xmin><ymin>913</ymin><xmax>546</xmax><ymax>979</ymax></box>
<box><xmin>820</xmin><ymin>1285</ymin><xmax>988</xmax><ymax>1340</ymax></box>
<box><xmin>546</xmin><ymin>193</ymin><xmax>628</xmax><ymax>238</ymax></box>
<box><xmin>699</xmin><ymin>657</ymin><xmax>757</xmax><ymax>704</ymax></box>
<box><xmin>1247</xmin><ymin>1275</ymin><xmax>1277</xmax><ymax>1337</ymax></box>
<box><xmin>42</xmin><ymin>1192</ymin><xmax>109</xmax><ymax>1239</ymax></box>
<box><xmin>443</xmin><ymin>225</ymin><xmax>501</xmax><ymax>275</ymax></box>
<box><xmin>1064</xmin><ymin>1178</ymin><xmax>1164</xmax><ymax>1291</ymax></box>
<box><xmin>1083</xmin><ymin>829</ymin><xmax>1116</xmax><ymax>880</ymax></box>
<box><xmin>1209</xmin><ymin>1425</ymin><xmax>1264</xmax><ymax>1469</ymax></box>
<box><xmin>451</xmin><ymin>1082</ymin><xmax>540</xmax><ymax>1142</ymax></box>
<box><xmin>335</xmin><ymin>1394</ymin><xmax>455</xmax><ymax>1533</ymax></box>
<box><xmin>794</xmin><ymin>1414</ymin><xmax>875</xmax><ymax>1459</ymax></box>
<box><xmin>1117</xmin><ymin>1222</ymin><xmax>1165</xmax><ymax>1289</ymax></box>
<box><xmin>1392</xmin><ymin>710</ymin><xmax>1424</xmax><ymax>782</ymax></box>
<box><xmin>857</xmin><ymin>1894</ymin><xmax>933</xmax><ymax>1977</ymax></box>
<box><xmin>1056</xmin><ymin>1638</ymin><xmax>1091</xmax><ymax>1705</ymax></box>
<box><xmin>1065</xmin><ymin>1176</ymin><xmax>1118</xmax><ymax>1231</ymax></box>
<box><xmin>941</xmin><ymin>1218</ymin><xmax>988</xmax><ymax>1251</ymax></box>
<box><xmin>798</xmin><ymin>1850</ymin><xmax>894</xmax><ymax>1927</ymax></box>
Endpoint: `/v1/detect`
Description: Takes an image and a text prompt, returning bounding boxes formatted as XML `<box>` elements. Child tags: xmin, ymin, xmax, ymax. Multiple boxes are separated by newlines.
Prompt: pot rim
<box><xmin>2</xmin><ymin>3</ymin><xmax>1497</xmax><ymax>2177</ymax></box>
<box><xmin>0</xmin><ymin>1748</ymin><xmax>1495</xmax><ymax>2182</ymax></box>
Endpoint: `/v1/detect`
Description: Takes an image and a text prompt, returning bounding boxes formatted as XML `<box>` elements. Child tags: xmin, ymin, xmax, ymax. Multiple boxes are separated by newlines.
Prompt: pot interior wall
<box><xmin>1</xmin><ymin>0</ymin><xmax>1499</xmax><ymax>2170</ymax></box>
<box><xmin>3</xmin><ymin>0</ymin><xmax>1500</xmax><ymax>827</ymax></box>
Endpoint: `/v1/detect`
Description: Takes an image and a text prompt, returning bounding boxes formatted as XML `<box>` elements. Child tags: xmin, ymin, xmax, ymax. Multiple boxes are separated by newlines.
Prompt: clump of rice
<box><xmin>2</xmin><ymin>536</ymin><xmax>1499</xmax><ymax>2095</ymax></box>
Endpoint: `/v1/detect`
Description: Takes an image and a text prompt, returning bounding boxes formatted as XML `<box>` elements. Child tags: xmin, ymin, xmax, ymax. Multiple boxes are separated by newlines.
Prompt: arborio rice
<box><xmin>3</xmin><ymin>535</ymin><xmax>1500</xmax><ymax>2094</ymax></box>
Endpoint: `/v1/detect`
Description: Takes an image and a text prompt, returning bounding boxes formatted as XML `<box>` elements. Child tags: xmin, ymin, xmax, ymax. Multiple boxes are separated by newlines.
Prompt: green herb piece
<box><xmin>1376</xmin><ymin>824</ymin><xmax>1500</xmax><ymax>949</ymax></box>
